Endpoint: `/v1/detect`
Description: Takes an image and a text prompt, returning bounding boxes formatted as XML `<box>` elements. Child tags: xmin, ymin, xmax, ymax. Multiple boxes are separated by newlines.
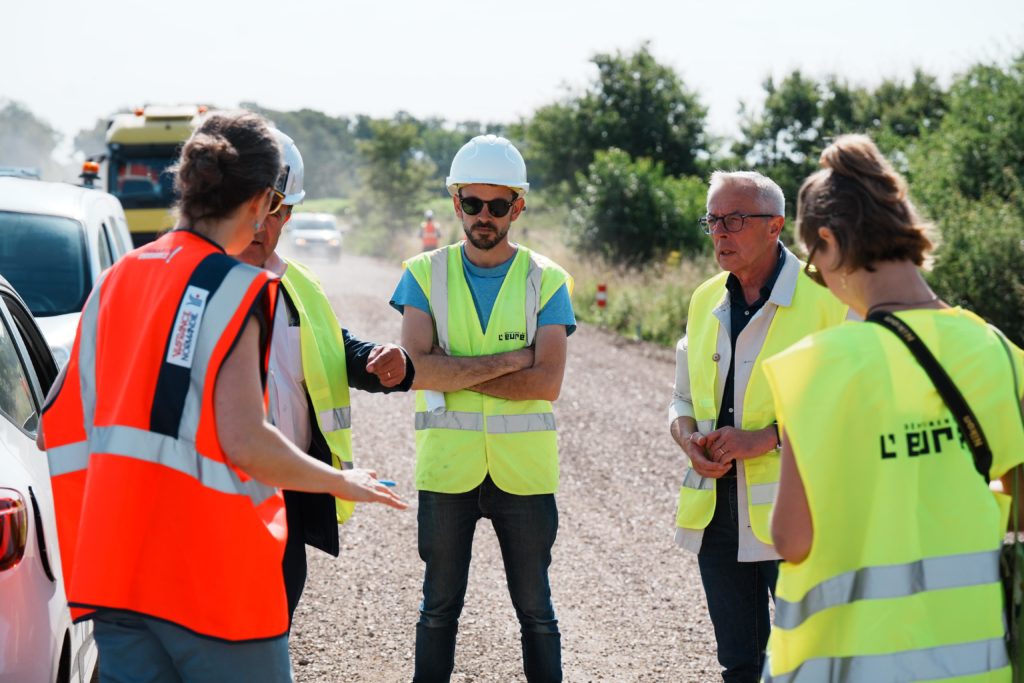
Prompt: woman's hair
<box><xmin>171</xmin><ymin>111</ymin><xmax>282</xmax><ymax>225</ymax></box>
<box><xmin>795</xmin><ymin>134</ymin><xmax>935</xmax><ymax>271</ymax></box>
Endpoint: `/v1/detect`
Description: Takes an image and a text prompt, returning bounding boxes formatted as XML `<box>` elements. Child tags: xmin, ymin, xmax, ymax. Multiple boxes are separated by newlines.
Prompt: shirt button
<box><xmin>728</xmin><ymin>408</ymin><xmax>734</xmax><ymax>413</ymax></box>
<box><xmin>745</xmin><ymin>311</ymin><xmax>750</xmax><ymax>316</ymax></box>
<box><xmin>712</xmin><ymin>353</ymin><xmax>721</xmax><ymax>362</ymax></box>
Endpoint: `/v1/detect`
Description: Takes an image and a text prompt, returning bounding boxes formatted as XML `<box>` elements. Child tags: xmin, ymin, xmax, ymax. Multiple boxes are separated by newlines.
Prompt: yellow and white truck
<box><xmin>103</xmin><ymin>105</ymin><xmax>209</xmax><ymax>246</ymax></box>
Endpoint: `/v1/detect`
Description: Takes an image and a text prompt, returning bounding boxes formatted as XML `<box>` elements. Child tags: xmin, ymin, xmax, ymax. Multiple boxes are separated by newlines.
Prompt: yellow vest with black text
<box><xmin>675</xmin><ymin>266</ymin><xmax>847</xmax><ymax>543</ymax></box>
<box><xmin>404</xmin><ymin>245</ymin><xmax>572</xmax><ymax>495</ymax></box>
<box><xmin>281</xmin><ymin>258</ymin><xmax>355</xmax><ymax>523</ymax></box>
<box><xmin>760</xmin><ymin>308</ymin><xmax>1024</xmax><ymax>683</ymax></box>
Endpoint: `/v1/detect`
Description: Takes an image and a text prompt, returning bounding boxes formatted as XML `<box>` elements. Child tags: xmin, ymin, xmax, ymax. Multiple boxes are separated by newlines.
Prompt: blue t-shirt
<box><xmin>390</xmin><ymin>246</ymin><xmax>576</xmax><ymax>336</ymax></box>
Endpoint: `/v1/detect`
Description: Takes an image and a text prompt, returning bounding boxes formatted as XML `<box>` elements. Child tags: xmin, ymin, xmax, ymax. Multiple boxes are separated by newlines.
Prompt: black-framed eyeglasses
<box><xmin>458</xmin><ymin>191</ymin><xmax>518</xmax><ymax>218</ymax></box>
<box><xmin>699</xmin><ymin>212</ymin><xmax>777</xmax><ymax>235</ymax></box>
<box><xmin>803</xmin><ymin>243</ymin><xmax>826</xmax><ymax>287</ymax></box>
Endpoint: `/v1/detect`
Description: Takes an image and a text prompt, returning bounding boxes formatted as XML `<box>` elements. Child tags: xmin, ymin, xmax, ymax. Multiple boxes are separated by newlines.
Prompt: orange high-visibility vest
<box><xmin>421</xmin><ymin>220</ymin><xmax>440</xmax><ymax>249</ymax></box>
<box><xmin>42</xmin><ymin>229</ymin><xmax>288</xmax><ymax>642</ymax></box>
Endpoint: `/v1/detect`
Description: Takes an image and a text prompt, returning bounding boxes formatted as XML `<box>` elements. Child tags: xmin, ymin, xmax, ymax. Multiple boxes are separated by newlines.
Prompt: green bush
<box><xmin>925</xmin><ymin>193</ymin><xmax>1024</xmax><ymax>346</ymax></box>
<box><xmin>569</xmin><ymin>148</ymin><xmax>708</xmax><ymax>266</ymax></box>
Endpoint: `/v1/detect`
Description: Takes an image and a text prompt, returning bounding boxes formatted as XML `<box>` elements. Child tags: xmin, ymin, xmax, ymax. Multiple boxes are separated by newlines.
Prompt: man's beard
<box><xmin>463</xmin><ymin>220</ymin><xmax>508</xmax><ymax>250</ymax></box>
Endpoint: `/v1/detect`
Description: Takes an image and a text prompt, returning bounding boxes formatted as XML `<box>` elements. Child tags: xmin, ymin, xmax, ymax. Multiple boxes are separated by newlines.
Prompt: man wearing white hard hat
<box><xmin>239</xmin><ymin>129</ymin><xmax>414</xmax><ymax>625</ymax></box>
<box><xmin>390</xmin><ymin>135</ymin><xmax>576</xmax><ymax>682</ymax></box>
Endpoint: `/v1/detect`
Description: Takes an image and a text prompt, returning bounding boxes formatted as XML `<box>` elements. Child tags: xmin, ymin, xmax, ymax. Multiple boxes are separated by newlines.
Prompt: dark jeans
<box><xmin>696</xmin><ymin>476</ymin><xmax>779</xmax><ymax>683</ymax></box>
<box><xmin>414</xmin><ymin>475</ymin><xmax>561</xmax><ymax>683</ymax></box>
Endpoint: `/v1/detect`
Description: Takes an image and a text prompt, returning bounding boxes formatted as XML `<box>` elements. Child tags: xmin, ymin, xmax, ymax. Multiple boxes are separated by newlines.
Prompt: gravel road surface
<box><xmin>284</xmin><ymin>246</ymin><xmax>719</xmax><ymax>682</ymax></box>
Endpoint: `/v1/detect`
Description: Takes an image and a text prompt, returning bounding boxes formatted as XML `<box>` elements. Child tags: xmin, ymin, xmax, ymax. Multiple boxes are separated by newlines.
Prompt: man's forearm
<box><xmin>410</xmin><ymin>348</ymin><xmax>531</xmax><ymax>393</ymax></box>
<box><xmin>469</xmin><ymin>364</ymin><xmax>562</xmax><ymax>401</ymax></box>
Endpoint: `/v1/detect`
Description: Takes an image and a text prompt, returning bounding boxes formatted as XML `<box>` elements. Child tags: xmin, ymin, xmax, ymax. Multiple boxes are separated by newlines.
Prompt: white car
<box><xmin>0</xmin><ymin>275</ymin><xmax>98</xmax><ymax>682</ymax></box>
<box><xmin>288</xmin><ymin>212</ymin><xmax>342</xmax><ymax>261</ymax></box>
<box><xmin>0</xmin><ymin>176</ymin><xmax>132</xmax><ymax>367</ymax></box>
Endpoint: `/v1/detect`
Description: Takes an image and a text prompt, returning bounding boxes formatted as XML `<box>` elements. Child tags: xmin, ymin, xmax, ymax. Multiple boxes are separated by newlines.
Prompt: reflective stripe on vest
<box><xmin>415</xmin><ymin>410</ymin><xmax>483</xmax><ymax>431</ymax></box>
<box><xmin>429</xmin><ymin>247</ymin><xmax>544</xmax><ymax>352</ymax></box>
<box><xmin>762</xmin><ymin>637</ymin><xmax>1008</xmax><ymax>683</ymax></box>
<box><xmin>774</xmin><ymin>549</ymin><xmax>1000</xmax><ymax>630</ymax></box>
<box><xmin>319</xmin><ymin>407</ymin><xmax>352</xmax><ymax>433</ymax></box>
<box><xmin>49</xmin><ymin>426</ymin><xmax>277</xmax><ymax>507</ymax></box>
<box><xmin>681</xmin><ymin>467</ymin><xmax>714</xmax><ymax>491</ymax></box>
<box><xmin>412</xmin><ymin>411</ymin><xmax>556</xmax><ymax>433</ymax></box>
<box><xmin>178</xmin><ymin>265</ymin><xmax>267</xmax><ymax>439</ymax></box>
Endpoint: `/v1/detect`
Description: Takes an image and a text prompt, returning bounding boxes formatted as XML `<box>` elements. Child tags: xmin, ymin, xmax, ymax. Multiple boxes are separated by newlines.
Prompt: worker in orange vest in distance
<box><xmin>420</xmin><ymin>210</ymin><xmax>440</xmax><ymax>251</ymax></box>
<box><xmin>39</xmin><ymin>111</ymin><xmax>407</xmax><ymax>683</ymax></box>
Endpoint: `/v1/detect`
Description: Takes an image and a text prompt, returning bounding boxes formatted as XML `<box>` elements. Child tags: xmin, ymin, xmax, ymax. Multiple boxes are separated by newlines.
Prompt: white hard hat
<box><xmin>445</xmin><ymin>134</ymin><xmax>529</xmax><ymax>197</ymax></box>
<box><xmin>272</xmin><ymin>129</ymin><xmax>306</xmax><ymax>205</ymax></box>
<box><xmin>424</xmin><ymin>209</ymin><xmax>434</xmax><ymax>219</ymax></box>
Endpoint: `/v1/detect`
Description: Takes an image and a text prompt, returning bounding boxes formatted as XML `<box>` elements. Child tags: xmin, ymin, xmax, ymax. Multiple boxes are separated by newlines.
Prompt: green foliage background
<box><xmin>4</xmin><ymin>45</ymin><xmax>1022</xmax><ymax>345</ymax></box>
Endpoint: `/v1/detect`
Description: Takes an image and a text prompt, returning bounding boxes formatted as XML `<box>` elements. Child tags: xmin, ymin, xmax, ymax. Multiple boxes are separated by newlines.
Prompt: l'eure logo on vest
<box><xmin>166</xmin><ymin>285</ymin><xmax>210</xmax><ymax>369</ymax></box>
<box><xmin>497</xmin><ymin>331</ymin><xmax>527</xmax><ymax>342</ymax></box>
<box><xmin>878</xmin><ymin>417</ymin><xmax>966</xmax><ymax>460</ymax></box>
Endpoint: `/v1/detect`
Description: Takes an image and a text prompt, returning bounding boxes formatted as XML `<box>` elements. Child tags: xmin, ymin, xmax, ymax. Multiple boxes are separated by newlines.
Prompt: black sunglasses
<box><xmin>804</xmin><ymin>243</ymin><xmax>826</xmax><ymax>287</ymax></box>
<box><xmin>458</xmin><ymin>192</ymin><xmax>518</xmax><ymax>218</ymax></box>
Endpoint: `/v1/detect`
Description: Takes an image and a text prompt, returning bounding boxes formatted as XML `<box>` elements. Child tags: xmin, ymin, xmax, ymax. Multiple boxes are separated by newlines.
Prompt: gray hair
<box><xmin>707</xmin><ymin>171</ymin><xmax>785</xmax><ymax>216</ymax></box>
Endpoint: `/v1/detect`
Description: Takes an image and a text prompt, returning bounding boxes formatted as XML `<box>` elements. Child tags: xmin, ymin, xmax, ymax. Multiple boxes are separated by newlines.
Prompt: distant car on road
<box><xmin>0</xmin><ymin>176</ymin><xmax>132</xmax><ymax>367</ymax></box>
<box><xmin>0</xmin><ymin>275</ymin><xmax>98</xmax><ymax>683</ymax></box>
<box><xmin>288</xmin><ymin>212</ymin><xmax>342</xmax><ymax>262</ymax></box>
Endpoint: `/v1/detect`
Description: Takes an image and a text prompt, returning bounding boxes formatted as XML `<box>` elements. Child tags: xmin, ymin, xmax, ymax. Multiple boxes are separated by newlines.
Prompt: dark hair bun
<box><xmin>178</xmin><ymin>133</ymin><xmax>240</xmax><ymax>196</ymax></box>
<box><xmin>171</xmin><ymin>111</ymin><xmax>281</xmax><ymax>225</ymax></box>
<box><xmin>796</xmin><ymin>134</ymin><xmax>935</xmax><ymax>270</ymax></box>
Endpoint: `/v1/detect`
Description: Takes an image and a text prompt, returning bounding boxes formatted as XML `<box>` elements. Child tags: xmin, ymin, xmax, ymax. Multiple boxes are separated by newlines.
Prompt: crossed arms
<box><xmin>400</xmin><ymin>305</ymin><xmax>567</xmax><ymax>402</ymax></box>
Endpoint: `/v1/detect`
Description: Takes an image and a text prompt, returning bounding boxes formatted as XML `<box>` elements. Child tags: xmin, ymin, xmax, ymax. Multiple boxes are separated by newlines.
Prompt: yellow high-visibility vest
<box><xmin>675</xmin><ymin>264</ymin><xmax>847</xmax><ymax>543</ymax></box>
<box><xmin>760</xmin><ymin>308</ymin><xmax>1024</xmax><ymax>683</ymax></box>
<box><xmin>404</xmin><ymin>244</ymin><xmax>572</xmax><ymax>494</ymax></box>
<box><xmin>281</xmin><ymin>258</ymin><xmax>354</xmax><ymax>523</ymax></box>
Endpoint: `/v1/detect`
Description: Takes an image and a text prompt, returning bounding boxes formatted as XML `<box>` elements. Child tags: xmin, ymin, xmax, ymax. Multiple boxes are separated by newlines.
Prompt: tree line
<box><xmin>2</xmin><ymin>43</ymin><xmax>1021</xmax><ymax>342</ymax></box>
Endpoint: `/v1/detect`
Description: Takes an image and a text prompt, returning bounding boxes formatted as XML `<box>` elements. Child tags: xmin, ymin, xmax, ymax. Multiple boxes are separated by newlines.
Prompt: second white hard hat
<box><xmin>445</xmin><ymin>134</ymin><xmax>529</xmax><ymax>197</ymax></box>
<box><xmin>272</xmin><ymin>129</ymin><xmax>306</xmax><ymax>205</ymax></box>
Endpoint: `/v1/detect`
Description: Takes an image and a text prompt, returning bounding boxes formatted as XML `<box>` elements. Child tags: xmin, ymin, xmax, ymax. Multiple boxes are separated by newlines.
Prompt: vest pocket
<box><xmin>675</xmin><ymin>468</ymin><xmax>716</xmax><ymax>530</ymax></box>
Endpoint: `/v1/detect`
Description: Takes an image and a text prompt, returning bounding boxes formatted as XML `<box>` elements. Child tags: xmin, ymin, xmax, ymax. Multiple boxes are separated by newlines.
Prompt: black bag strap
<box><xmin>867</xmin><ymin>311</ymin><xmax>993</xmax><ymax>482</ymax></box>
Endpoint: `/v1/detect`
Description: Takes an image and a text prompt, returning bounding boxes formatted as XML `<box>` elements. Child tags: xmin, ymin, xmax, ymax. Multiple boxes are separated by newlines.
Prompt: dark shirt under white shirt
<box><xmin>717</xmin><ymin>244</ymin><xmax>785</xmax><ymax>476</ymax></box>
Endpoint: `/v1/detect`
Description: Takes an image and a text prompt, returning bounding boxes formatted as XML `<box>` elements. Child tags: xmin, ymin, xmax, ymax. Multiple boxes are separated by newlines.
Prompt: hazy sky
<box><xmin>7</xmin><ymin>0</ymin><xmax>1022</xmax><ymax>148</ymax></box>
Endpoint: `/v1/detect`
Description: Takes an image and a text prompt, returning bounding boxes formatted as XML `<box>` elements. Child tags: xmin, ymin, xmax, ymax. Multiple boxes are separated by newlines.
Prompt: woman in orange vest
<box><xmin>40</xmin><ymin>111</ymin><xmax>406</xmax><ymax>683</ymax></box>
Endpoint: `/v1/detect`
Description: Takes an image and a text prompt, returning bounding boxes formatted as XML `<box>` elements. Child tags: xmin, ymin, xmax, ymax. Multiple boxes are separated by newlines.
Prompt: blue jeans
<box><xmin>414</xmin><ymin>475</ymin><xmax>561</xmax><ymax>683</ymax></box>
<box><xmin>92</xmin><ymin>611</ymin><xmax>292</xmax><ymax>683</ymax></box>
<box><xmin>696</xmin><ymin>476</ymin><xmax>779</xmax><ymax>683</ymax></box>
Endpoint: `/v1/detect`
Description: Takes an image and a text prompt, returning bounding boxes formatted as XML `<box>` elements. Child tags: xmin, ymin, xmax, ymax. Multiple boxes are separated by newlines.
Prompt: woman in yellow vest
<box><xmin>762</xmin><ymin>134</ymin><xmax>1024</xmax><ymax>682</ymax></box>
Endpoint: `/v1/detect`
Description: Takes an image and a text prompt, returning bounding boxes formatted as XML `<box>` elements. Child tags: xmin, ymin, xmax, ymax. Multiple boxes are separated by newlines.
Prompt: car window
<box><xmin>109</xmin><ymin>215</ymin><xmax>129</xmax><ymax>256</ymax></box>
<box><xmin>0</xmin><ymin>211</ymin><xmax>90</xmax><ymax>317</ymax></box>
<box><xmin>1</xmin><ymin>293</ymin><xmax>55</xmax><ymax>400</ymax></box>
<box><xmin>98</xmin><ymin>223</ymin><xmax>115</xmax><ymax>270</ymax></box>
<box><xmin>0</xmin><ymin>309</ymin><xmax>39</xmax><ymax>434</ymax></box>
<box><xmin>290</xmin><ymin>215</ymin><xmax>338</xmax><ymax>232</ymax></box>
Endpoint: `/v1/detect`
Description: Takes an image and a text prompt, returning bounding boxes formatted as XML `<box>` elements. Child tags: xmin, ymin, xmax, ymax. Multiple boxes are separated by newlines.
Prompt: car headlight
<box><xmin>295</xmin><ymin>237</ymin><xmax>307</xmax><ymax>246</ymax></box>
<box><xmin>328</xmin><ymin>239</ymin><xmax>340</xmax><ymax>246</ymax></box>
<box><xmin>50</xmin><ymin>346</ymin><xmax>70</xmax><ymax>369</ymax></box>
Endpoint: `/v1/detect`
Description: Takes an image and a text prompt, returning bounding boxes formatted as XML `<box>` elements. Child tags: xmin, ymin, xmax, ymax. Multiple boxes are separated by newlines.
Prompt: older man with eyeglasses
<box><xmin>668</xmin><ymin>171</ymin><xmax>847</xmax><ymax>682</ymax></box>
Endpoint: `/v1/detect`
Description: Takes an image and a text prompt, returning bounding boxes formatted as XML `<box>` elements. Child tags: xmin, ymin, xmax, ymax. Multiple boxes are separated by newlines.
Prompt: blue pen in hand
<box><xmin>378</xmin><ymin>479</ymin><xmax>397</xmax><ymax>488</ymax></box>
